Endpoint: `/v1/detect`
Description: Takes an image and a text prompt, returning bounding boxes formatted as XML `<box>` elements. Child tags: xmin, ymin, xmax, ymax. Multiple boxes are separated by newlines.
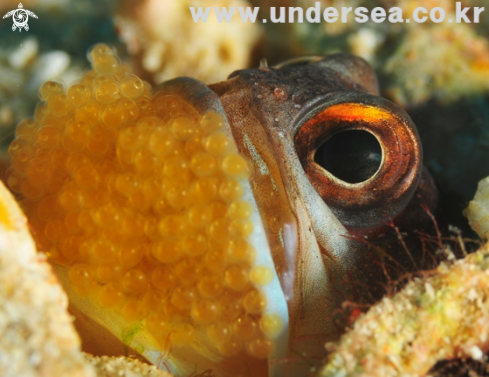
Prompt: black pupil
<box><xmin>314</xmin><ymin>130</ymin><xmax>382</xmax><ymax>184</ymax></box>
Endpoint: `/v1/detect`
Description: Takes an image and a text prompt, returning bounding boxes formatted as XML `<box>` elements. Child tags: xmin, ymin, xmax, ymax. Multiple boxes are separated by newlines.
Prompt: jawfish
<box><xmin>6</xmin><ymin>45</ymin><xmax>437</xmax><ymax>377</ymax></box>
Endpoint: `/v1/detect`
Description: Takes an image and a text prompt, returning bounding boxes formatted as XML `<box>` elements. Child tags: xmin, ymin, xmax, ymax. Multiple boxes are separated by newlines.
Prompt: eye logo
<box><xmin>2</xmin><ymin>3</ymin><xmax>38</xmax><ymax>32</ymax></box>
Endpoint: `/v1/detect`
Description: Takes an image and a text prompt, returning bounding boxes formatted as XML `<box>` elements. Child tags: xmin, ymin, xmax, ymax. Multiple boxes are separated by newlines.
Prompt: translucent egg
<box><xmin>67</xmin><ymin>83</ymin><xmax>91</xmax><ymax>107</ymax></box>
<box><xmin>120</xmin><ymin>74</ymin><xmax>145</xmax><ymax>98</ymax></box>
<box><xmin>39</xmin><ymin>80</ymin><xmax>64</xmax><ymax>101</ymax></box>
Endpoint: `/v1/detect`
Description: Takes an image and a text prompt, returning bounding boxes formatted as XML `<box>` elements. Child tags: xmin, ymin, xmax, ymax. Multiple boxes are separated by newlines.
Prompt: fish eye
<box><xmin>314</xmin><ymin>130</ymin><xmax>382</xmax><ymax>184</ymax></box>
<box><xmin>294</xmin><ymin>98</ymin><xmax>422</xmax><ymax>229</ymax></box>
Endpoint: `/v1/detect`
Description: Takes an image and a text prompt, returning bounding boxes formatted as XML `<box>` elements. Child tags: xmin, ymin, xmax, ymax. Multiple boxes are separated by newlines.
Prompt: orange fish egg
<box><xmin>7</xmin><ymin>43</ymin><xmax>287</xmax><ymax>377</ymax></box>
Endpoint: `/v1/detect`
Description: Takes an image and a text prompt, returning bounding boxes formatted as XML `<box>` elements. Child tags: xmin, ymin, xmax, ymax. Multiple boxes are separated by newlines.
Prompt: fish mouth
<box><xmin>5</xmin><ymin>45</ymin><xmax>436</xmax><ymax>377</ymax></box>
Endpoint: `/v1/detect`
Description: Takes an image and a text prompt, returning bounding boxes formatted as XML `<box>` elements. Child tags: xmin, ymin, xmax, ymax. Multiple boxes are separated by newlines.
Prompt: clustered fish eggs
<box><xmin>7</xmin><ymin>44</ymin><xmax>284</xmax><ymax>359</ymax></box>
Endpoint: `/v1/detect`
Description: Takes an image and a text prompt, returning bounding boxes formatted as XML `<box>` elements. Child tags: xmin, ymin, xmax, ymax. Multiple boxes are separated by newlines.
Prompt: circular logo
<box><xmin>12</xmin><ymin>9</ymin><xmax>28</xmax><ymax>29</ymax></box>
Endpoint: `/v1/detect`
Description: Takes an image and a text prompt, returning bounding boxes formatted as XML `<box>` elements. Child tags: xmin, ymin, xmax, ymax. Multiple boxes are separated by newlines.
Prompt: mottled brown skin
<box><xmin>156</xmin><ymin>54</ymin><xmax>437</xmax><ymax>376</ymax></box>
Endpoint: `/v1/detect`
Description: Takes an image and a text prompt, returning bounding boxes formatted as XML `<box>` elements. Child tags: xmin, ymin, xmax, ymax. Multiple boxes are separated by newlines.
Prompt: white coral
<box><xmin>115</xmin><ymin>0</ymin><xmax>261</xmax><ymax>84</ymax></box>
<box><xmin>464</xmin><ymin>176</ymin><xmax>489</xmax><ymax>240</ymax></box>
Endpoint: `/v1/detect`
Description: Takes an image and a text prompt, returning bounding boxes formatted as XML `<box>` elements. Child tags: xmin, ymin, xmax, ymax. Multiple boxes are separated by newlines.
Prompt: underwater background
<box><xmin>1</xmin><ymin>1</ymin><xmax>489</xmax><ymax>376</ymax></box>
